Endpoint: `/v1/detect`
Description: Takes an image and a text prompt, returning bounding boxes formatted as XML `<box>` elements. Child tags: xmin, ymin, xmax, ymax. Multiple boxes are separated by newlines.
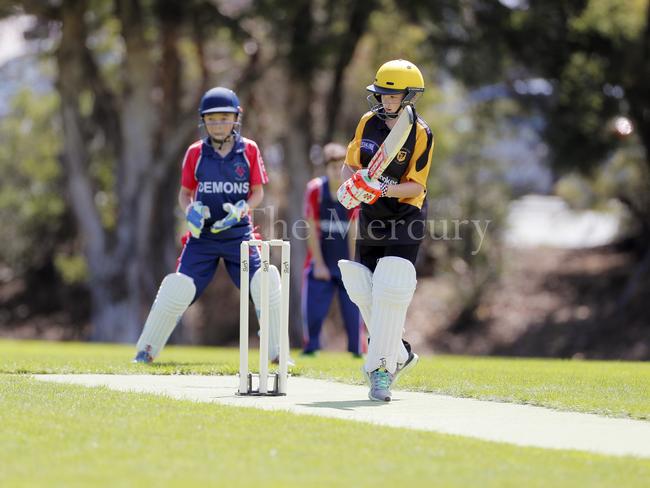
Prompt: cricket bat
<box><xmin>367</xmin><ymin>104</ymin><xmax>415</xmax><ymax>179</ymax></box>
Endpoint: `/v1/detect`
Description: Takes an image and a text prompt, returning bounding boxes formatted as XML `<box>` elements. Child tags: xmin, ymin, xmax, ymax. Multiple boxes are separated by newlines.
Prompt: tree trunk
<box><xmin>324</xmin><ymin>0</ymin><xmax>377</xmax><ymax>141</ymax></box>
<box><xmin>55</xmin><ymin>0</ymin><xmax>202</xmax><ymax>342</ymax></box>
<box><xmin>89</xmin><ymin>277</ymin><xmax>141</xmax><ymax>342</ymax></box>
<box><xmin>283</xmin><ymin>79</ymin><xmax>314</xmax><ymax>345</ymax></box>
<box><xmin>279</xmin><ymin>2</ymin><xmax>318</xmax><ymax>346</ymax></box>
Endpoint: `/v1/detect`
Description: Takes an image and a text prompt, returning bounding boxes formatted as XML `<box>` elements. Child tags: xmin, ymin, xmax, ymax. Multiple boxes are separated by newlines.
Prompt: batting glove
<box><xmin>350</xmin><ymin>169</ymin><xmax>386</xmax><ymax>205</ymax></box>
<box><xmin>186</xmin><ymin>201</ymin><xmax>211</xmax><ymax>238</ymax></box>
<box><xmin>337</xmin><ymin>178</ymin><xmax>362</xmax><ymax>209</ymax></box>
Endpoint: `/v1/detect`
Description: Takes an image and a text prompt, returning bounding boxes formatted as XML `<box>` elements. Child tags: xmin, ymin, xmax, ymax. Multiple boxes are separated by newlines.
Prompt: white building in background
<box><xmin>504</xmin><ymin>195</ymin><xmax>623</xmax><ymax>248</ymax></box>
<box><xmin>0</xmin><ymin>15</ymin><xmax>49</xmax><ymax>118</ymax></box>
<box><xmin>0</xmin><ymin>15</ymin><xmax>33</xmax><ymax>66</ymax></box>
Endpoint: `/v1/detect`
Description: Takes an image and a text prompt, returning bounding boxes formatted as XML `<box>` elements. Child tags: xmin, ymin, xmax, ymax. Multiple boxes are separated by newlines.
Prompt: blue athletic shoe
<box><xmin>368</xmin><ymin>367</ymin><xmax>393</xmax><ymax>402</ymax></box>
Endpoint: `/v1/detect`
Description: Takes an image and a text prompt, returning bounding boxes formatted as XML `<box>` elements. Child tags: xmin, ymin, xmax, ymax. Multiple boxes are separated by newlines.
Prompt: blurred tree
<box><xmin>400</xmin><ymin>0</ymin><xmax>648</xmax><ymax>172</ymax></box>
<box><xmin>428</xmin><ymin>99</ymin><xmax>511</xmax><ymax>332</ymax></box>
<box><xmin>0</xmin><ymin>81</ymin><xmax>90</xmax><ymax>334</ymax></box>
<box><xmin>245</xmin><ymin>0</ymin><xmax>378</xmax><ymax>339</ymax></box>
<box><xmin>399</xmin><ymin>1</ymin><xmax>647</xmax><ymax>198</ymax></box>
<box><xmin>401</xmin><ymin>0</ymin><xmax>650</xmax><ymax>314</ymax></box>
<box><xmin>0</xmin><ymin>89</ymin><xmax>64</xmax><ymax>275</ymax></box>
<box><xmin>473</xmin><ymin>0</ymin><xmax>650</xmax><ymax>305</ymax></box>
<box><xmin>8</xmin><ymin>0</ymin><xmax>262</xmax><ymax>341</ymax></box>
<box><xmin>2</xmin><ymin>0</ymin><xmax>380</xmax><ymax>343</ymax></box>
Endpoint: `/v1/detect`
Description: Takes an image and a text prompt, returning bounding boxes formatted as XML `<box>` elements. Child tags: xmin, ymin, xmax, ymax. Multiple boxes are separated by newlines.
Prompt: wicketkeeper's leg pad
<box><xmin>135</xmin><ymin>273</ymin><xmax>196</xmax><ymax>359</ymax></box>
<box><xmin>365</xmin><ymin>257</ymin><xmax>416</xmax><ymax>374</ymax></box>
<box><xmin>250</xmin><ymin>265</ymin><xmax>282</xmax><ymax>361</ymax></box>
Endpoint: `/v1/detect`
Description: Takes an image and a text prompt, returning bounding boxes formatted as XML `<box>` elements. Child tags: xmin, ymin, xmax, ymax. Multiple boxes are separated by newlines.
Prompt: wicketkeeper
<box><xmin>337</xmin><ymin>60</ymin><xmax>434</xmax><ymax>401</ymax></box>
<box><xmin>133</xmin><ymin>87</ymin><xmax>285</xmax><ymax>364</ymax></box>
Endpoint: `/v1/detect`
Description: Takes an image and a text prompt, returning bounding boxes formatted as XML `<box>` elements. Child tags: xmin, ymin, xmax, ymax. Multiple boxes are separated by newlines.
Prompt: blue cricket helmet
<box><xmin>199</xmin><ymin>87</ymin><xmax>242</xmax><ymax>116</ymax></box>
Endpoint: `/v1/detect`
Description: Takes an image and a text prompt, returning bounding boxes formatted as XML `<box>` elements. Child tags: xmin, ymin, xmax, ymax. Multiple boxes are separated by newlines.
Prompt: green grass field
<box><xmin>2</xmin><ymin>339</ymin><xmax>649</xmax><ymax>419</ymax></box>
<box><xmin>1</xmin><ymin>339</ymin><xmax>649</xmax><ymax>486</ymax></box>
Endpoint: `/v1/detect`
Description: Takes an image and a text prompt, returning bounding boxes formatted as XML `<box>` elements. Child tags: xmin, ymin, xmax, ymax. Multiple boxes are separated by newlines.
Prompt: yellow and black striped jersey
<box><xmin>345</xmin><ymin>109</ymin><xmax>434</xmax><ymax>244</ymax></box>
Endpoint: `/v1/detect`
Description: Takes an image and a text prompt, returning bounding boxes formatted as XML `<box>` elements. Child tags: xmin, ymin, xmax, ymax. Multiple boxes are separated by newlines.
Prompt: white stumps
<box><xmin>258</xmin><ymin>241</ymin><xmax>270</xmax><ymax>394</ymax></box>
<box><xmin>239</xmin><ymin>239</ymin><xmax>290</xmax><ymax>396</ymax></box>
<box><xmin>278</xmin><ymin>240</ymin><xmax>291</xmax><ymax>394</ymax></box>
<box><xmin>239</xmin><ymin>242</ymin><xmax>250</xmax><ymax>395</ymax></box>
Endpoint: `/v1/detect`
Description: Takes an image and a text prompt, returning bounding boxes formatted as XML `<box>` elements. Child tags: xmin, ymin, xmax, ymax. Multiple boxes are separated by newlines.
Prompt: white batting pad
<box><xmin>338</xmin><ymin>260</ymin><xmax>373</xmax><ymax>330</ymax></box>
<box><xmin>365</xmin><ymin>257</ymin><xmax>416</xmax><ymax>374</ymax></box>
<box><xmin>250</xmin><ymin>265</ymin><xmax>282</xmax><ymax>361</ymax></box>
<box><xmin>135</xmin><ymin>273</ymin><xmax>196</xmax><ymax>359</ymax></box>
<box><xmin>339</xmin><ymin>259</ymin><xmax>409</xmax><ymax>363</ymax></box>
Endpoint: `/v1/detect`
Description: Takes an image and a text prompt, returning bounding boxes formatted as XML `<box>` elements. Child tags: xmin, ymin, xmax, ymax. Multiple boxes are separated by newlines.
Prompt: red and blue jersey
<box><xmin>181</xmin><ymin>135</ymin><xmax>268</xmax><ymax>240</ymax></box>
<box><xmin>302</xmin><ymin>176</ymin><xmax>363</xmax><ymax>354</ymax></box>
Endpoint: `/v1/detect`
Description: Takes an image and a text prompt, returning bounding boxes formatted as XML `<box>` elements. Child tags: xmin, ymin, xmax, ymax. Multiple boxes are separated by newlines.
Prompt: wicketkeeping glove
<box><xmin>211</xmin><ymin>199</ymin><xmax>249</xmax><ymax>234</ymax></box>
<box><xmin>186</xmin><ymin>201</ymin><xmax>211</xmax><ymax>238</ymax></box>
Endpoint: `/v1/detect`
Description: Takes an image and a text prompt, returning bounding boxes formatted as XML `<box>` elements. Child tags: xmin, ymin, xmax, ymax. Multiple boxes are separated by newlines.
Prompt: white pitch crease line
<box><xmin>34</xmin><ymin>374</ymin><xmax>650</xmax><ymax>458</ymax></box>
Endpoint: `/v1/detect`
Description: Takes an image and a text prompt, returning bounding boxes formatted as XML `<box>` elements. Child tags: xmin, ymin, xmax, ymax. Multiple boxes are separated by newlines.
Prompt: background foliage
<box><xmin>0</xmin><ymin>0</ymin><xmax>648</xmax><ymax>357</ymax></box>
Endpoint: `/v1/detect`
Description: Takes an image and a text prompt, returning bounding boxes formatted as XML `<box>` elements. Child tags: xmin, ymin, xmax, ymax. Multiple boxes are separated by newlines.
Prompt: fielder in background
<box><xmin>302</xmin><ymin>143</ymin><xmax>363</xmax><ymax>358</ymax></box>
<box><xmin>134</xmin><ymin>87</ymin><xmax>284</xmax><ymax>364</ymax></box>
<box><xmin>337</xmin><ymin>59</ymin><xmax>434</xmax><ymax>401</ymax></box>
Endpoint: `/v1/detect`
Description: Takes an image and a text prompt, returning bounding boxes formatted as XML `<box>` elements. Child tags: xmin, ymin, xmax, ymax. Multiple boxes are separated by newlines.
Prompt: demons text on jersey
<box><xmin>197</xmin><ymin>181</ymin><xmax>250</xmax><ymax>194</ymax></box>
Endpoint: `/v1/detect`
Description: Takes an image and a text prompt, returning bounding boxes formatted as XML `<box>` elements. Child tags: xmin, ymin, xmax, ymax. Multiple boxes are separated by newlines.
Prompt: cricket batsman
<box><xmin>133</xmin><ymin>87</ymin><xmax>284</xmax><ymax>364</ymax></box>
<box><xmin>337</xmin><ymin>60</ymin><xmax>434</xmax><ymax>401</ymax></box>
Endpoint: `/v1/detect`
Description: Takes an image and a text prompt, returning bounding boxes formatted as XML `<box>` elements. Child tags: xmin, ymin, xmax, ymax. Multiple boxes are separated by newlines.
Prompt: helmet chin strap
<box><xmin>210</xmin><ymin>133</ymin><xmax>232</xmax><ymax>150</ymax></box>
<box><xmin>204</xmin><ymin>116</ymin><xmax>241</xmax><ymax>149</ymax></box>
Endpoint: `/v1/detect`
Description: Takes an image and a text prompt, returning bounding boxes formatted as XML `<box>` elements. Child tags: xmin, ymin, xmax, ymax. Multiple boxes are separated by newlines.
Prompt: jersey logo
<box><xmin>360</xmin><ymin>139</ymin><xmax>380</xmax><ymax>153</ymax></box>
<box><xmin>396</xmin><ymin>148</ymin><xmax>410</xmax><ymax>163</ymax></box>
<box><xmin>234</xmin><ymin>161</ymin><xmax>247</xmax><ymax>181</ymax></box>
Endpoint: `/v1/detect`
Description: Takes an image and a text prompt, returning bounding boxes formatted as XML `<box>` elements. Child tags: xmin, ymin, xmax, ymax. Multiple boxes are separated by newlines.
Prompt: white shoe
<box><xmin>393</xmin><ymin>351</ymin><xmax>419</xmax><ymax>386</ymax></box>
<box><xmin>361</xmin><ymin>365</ymin><xmax>371</xmax><ymax>386</ymax></box>
<box><xmin>271</xmin><ymin>355</ymin><xmax>295</xmax><ymax>368</ymax></box>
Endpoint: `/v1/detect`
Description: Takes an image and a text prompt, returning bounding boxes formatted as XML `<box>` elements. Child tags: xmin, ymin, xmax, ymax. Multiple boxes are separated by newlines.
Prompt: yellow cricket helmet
<box><xmin>367</xmin><ymin>59</ymin><xmax>424</xmax><ymax>101</ymax></box>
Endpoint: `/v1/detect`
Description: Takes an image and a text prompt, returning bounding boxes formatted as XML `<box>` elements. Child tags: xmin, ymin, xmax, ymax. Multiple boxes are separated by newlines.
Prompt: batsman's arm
<box><xmin>385</xmin><ymin>181</ymin><xmax>424</xmax><ymax>199</ymax></box>
<box><xmin>341</xmin><ymin>163</ymin><xmax>356</xmax><ymax>181</ymax></box>
<box><xmin>342</xmin><ymin>128</ymin><xmax>362</xmax><ymax>182</ymax></box>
